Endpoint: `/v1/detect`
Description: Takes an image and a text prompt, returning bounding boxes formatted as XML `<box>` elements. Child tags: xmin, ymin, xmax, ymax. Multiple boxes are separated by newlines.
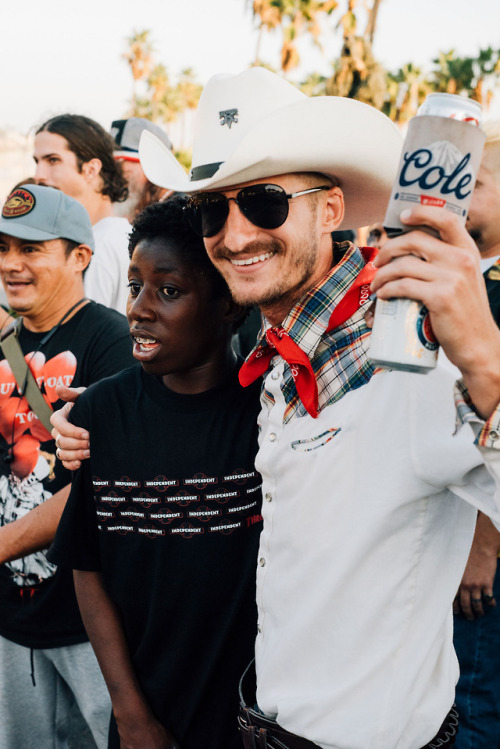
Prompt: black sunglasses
<box><xmin>184</xmin><ymin>183</ymin><xmax>332</xmax><ymax>238</ymax></box>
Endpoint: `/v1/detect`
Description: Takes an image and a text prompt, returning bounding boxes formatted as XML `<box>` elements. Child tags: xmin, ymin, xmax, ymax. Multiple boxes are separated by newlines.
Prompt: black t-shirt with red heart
<box><xmin>0</xmin><ymin>301</ymin><xmax>134</xmax><ymax>648</ymax></box>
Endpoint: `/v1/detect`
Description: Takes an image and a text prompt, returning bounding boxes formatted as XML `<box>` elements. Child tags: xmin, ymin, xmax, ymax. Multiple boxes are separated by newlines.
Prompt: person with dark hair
<box><xmin>34</xmin><ymin>114</ymin><xmax>131</xmax><ymax>313</ymax></box>
<box><xmin>110</xmin><ymin>117</ymin><xmax>175</xmax><ymax>221</ymax></box>
<box><xmin>0</xmin><ymin>185</ymin><xmax>135</xmax><ymax>749</ymax></box>
<box><xmin>452</xmin><ymin>120</ymin><xmax>500</xmax><ymax>749</ymax></box>
<box><xmin>49</xmin><ymin>196</ymin><xmax>262</xmax><ymax>749</ymax></box>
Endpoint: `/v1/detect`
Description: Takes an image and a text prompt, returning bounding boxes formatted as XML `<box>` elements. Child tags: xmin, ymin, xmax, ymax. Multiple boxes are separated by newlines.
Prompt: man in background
<box><xmin>110</xmin><ymin>117</ymin><xmax>174</xmax><ymax>221</ymax></box>
<box><xmin>34</xmin><ymin>114</ymin><xmax>130</xmax><ymax>313</ymax></box>
<box><xmin>367</xmin><ymin>222</ymin><xmax>388</xmax><ymax>250</ymax></box>
<box><xmin>453</xmin><ymin>119</ymin><xmax>500</xmax><ymax>749</ymax></box>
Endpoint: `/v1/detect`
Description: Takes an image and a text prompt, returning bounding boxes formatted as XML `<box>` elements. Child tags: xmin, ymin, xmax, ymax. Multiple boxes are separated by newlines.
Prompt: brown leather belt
<box><xmin>238</xmin><ymin>703</ymin><xmax>321</xmax><ymax>749</ymax></box>
<box><xmin>238</xmin><ymin>661</ymin><xmax>458</xmax><ymax>749</ymax></box>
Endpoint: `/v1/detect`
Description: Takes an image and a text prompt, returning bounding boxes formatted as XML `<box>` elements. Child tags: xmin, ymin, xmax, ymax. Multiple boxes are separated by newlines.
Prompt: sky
<box><xmin>1</xmin><ymin>0</ymin><xmax>499</xmax><ymax>137</ymax></box>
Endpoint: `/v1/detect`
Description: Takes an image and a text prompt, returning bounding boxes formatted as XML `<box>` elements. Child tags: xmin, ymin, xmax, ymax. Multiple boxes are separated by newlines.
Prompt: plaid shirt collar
<box><xmin>254</xmin><ymin>241</ymin><xmax>369</xmax><ymax>356</ymax></box>
<box><xmin>248</xmin><ymin>242</ymin><xmax>376</xmax><ymax>422</ymax></box>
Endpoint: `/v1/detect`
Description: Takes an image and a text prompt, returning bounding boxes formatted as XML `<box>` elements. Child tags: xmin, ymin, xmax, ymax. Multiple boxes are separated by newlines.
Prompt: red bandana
<box><xmin>238</xmin><ymin>247</ymin><xmax>378</xmax><ymax>418</ymax></box>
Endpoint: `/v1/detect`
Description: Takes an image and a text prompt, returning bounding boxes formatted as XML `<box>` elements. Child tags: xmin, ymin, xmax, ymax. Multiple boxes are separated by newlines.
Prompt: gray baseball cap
<box><xmin>0</xmin><ymin>185</ymin><xmax>95</xmax><ymax>251</ymax></box>
<box><xmin>111</xmin><ymin>117</ymin><xmax>172</xmax><ymax>158</ymax></box>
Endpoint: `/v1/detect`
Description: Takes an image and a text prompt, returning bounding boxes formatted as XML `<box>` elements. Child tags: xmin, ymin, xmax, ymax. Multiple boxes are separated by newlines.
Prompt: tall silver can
<box><xmin>368</xmin><ymin>93</ymin><xmax>485</xmax><ymax>373</ymax></box>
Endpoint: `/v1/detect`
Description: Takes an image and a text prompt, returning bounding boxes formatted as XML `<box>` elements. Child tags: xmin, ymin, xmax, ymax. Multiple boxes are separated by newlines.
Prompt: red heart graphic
<box><xmin>12</xmin><ymin>433</ymin><xmax>40</xmax><ymax>479</ymax></box>
<box><xmin>0</xmin><ymin>398</ymin><xmax>30</xmax><ymax>443</ymax></box>
<box><xmin>42</xmin><ymin>352</ymin><xmax>77</xmax><ymax>403</ymax></box>
<box><xmin>0</xmin><ymin>361</ymin><xmax>16</xmax><ymax>402</ymax></box>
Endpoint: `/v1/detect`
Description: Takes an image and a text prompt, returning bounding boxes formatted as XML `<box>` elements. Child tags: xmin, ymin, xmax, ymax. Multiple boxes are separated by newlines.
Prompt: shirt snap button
<box><xmin>259</xmin><ymin>558</ymin><xmax>266</xmax><ymax>567</ymax></box>
<box><xmin>265</xmin><ymin>493</ymin><xmax>272</xmax><ymax>502</ymax></box>
<box><xmin>268</xmin><ymin>433</ymin><xmax>277</xmax><ymax>442</ymax></box>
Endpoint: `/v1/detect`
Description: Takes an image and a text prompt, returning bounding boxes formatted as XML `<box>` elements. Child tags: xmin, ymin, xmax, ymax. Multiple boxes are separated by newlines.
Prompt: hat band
<box><xmin>189</xmin><ymin>162</ymin><xmax>223</xmax><ymax>181</ymax></box>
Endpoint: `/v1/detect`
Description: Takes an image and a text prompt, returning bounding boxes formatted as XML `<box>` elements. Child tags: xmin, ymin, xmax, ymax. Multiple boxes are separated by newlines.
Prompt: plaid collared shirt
<box><xmin>455</xmin><ymin>379</ymin><xmax>500</xmax><ymax>450</ymax></box>
<box><xmin>248</xmin><ymin>242</ymin><xmax>376</xmax><ymax>423</ymax></box>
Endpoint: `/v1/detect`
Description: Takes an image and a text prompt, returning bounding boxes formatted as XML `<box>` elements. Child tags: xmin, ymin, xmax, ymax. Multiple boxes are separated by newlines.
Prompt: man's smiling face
<box><xmin>202</xmin><ymin>174</ymin><xmax>344</xmax><ymax>325</ymax></box>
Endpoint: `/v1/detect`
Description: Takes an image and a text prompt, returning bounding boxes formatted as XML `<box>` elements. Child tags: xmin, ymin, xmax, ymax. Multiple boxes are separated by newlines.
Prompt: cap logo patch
<box><xmin>2</xmin><ymin>188</ymin><xmax>36</xmax><ymax>219</ymax></box>
<box><xmin>219</xmin><ymin>109</ymin><xmax>239</xmax><ymax>129</ymax></box>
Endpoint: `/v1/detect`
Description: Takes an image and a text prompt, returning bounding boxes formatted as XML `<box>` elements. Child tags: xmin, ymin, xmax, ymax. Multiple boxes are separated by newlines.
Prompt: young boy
<box><xmin>49</xmin><ymin>197</ymin><xmax>262</xmax><ymax>749</ymax></box>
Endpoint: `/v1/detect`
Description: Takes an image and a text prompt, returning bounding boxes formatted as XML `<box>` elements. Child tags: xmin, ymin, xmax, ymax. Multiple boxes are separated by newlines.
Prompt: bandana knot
<box><xmin>239</xmin><ymin>325</ymin><xmax>319</xmax><ymax>418</ymax></box>
<box><xmin>238</xmin><ymin>246</ymin><xmax>378</xmax><ymax>420</ymax></box>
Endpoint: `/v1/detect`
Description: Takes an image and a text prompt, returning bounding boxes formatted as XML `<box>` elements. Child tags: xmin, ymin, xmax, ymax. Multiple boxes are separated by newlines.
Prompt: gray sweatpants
<box><xmin>0</xmin><ymin>635</ymin><xmax>111</xmax><ymax>749</ymax></box>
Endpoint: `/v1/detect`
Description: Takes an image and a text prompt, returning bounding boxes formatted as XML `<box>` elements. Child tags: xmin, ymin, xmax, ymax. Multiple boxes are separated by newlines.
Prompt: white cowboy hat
<box><xmin>139</xmin><ymin>67</ymin><xmax>403</xmax><ymax>230</ymax></box>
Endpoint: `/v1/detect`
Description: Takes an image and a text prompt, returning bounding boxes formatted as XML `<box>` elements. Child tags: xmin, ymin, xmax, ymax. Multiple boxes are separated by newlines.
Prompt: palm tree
<box><xmin>326</xmin><ymin>0</ymin><xmax>387</xmax><ymax>108</ymax></box>
<box><xmin>248</xmin><ymin>0</ymin><xmax>282</xmax><ymax>64</ymax></box>
<box><xmin>123</xmin><ymin>30</ymin><xmax>154</xmax><ymax>108</ymax></box>
<box><xmin>385</xmin><ymin>63</ymin><xmax>431</xmax><ymax>122</ymax></box>
<box><xmin>148</xmin><ymin>64</ymin><xmax>171</xmax><ymax>122</ymax></box>
<box><xmin>248</xmin><ymin>0</ymin><xmax>338</xmax><ymax>75</ymax></box>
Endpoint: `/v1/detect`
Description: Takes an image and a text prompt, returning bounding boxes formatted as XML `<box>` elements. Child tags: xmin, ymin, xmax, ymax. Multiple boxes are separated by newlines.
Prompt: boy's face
<box><xmin>127</xmin><ymin>236</ymin><xmax>229</xmax><ymax>392</ymax></box>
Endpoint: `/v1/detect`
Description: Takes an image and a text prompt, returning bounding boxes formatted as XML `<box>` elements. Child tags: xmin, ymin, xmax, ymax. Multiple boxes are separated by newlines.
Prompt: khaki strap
<box><xmin>0</xmin><ymin>326</ymin><xmax>53</xmax><ymax>435</ymax></box>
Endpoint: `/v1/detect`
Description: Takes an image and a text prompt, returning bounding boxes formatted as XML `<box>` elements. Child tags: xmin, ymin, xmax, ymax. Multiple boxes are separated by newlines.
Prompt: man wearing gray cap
<box><xmin>110</xmin><ymin>117</ymin><xmax>174</xmax><ymax>221</ymax></box>
<box><xmin>0</xmin><ymin>185</ymin><xmax>134</xmax><ymax>748</ymax></box>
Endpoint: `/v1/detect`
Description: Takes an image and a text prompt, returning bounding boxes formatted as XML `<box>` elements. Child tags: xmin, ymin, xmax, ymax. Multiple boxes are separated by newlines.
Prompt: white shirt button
<box><xmin>269</xmin><ymin>433</ymin><xmax>277</xmax><ymax>442</ymax></box>
<box><xmin>259</xmin><ymin>557</ymin><xmax>266</xmax><ymax>567</ymax></box>
<box><xmin>271</xmin><ymin>370</ymin><xmax>280</xmax><ymax>380</ymax></box>
<box><xmin>265</xmin><ymin>492</ymin><xmax>272</xmax><ymax>502</ymax></box>
<box><xmin>489</xmin><ymin>429</ymin><xmax>499</xmax><ymax>441</ymax></box>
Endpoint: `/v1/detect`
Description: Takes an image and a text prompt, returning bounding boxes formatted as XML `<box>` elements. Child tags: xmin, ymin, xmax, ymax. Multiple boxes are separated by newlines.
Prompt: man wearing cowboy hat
<box><xmin>55</xmin><ymin>67</ymin><xmax>500</xmax><ymax>749</ymax></box>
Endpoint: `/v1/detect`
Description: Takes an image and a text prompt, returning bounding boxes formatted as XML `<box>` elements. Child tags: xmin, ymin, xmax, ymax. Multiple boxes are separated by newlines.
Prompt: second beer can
<box><xmin>368</xmin><ymin>93</ymin><xmax>485</xmax><ymax>373</ymax></box>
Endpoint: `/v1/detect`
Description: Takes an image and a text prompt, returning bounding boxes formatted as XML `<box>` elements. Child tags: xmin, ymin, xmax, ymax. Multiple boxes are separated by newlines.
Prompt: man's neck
<box><xmin>480</xmin><ymin>241</ymin><xmax>500</xmax><ymax>259</ymax></box>
<box><xmin>82</xmin><ymin>193</ymin><xmax>114</xmax><ymax>226</ymax></box>
<box><xmin>162</xmin><ymin>343</ymin><xmax>238</xmax><ymax>395</ymax></box>
<box><xmin>22</xmin><ymin>289</ymin><xmax>88</xmax><ymax>333</ymax></box>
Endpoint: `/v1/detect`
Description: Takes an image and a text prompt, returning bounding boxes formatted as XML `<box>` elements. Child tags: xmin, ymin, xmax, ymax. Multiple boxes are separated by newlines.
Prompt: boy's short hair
<box><xmin>128</xmin><ymin>196</ymin><xmax>230</xmax><ymax>300</ymax></box>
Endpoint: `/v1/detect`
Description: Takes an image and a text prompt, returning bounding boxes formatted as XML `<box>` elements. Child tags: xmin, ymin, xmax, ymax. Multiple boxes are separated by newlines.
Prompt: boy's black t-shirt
<box><xmin>0</xmin><ymin>302</ymin><xmax>135</xmax><ymax>648</ymax></box>
<box><xmin>50</xmin><ymin>364</ymin><xmax>263</xmax><ymax>749</ymax></box>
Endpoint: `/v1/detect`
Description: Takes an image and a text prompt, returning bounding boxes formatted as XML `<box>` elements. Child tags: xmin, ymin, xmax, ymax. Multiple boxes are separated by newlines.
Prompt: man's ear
<box><xmin>81</xmin><ymin>158</ymin><xmax>103</xmax><ymax>183</ymax></box>
<box><xmin>71</xmin><ymin>244</ymin><xmax>93</xmax><ymax>273</ymax></box>
<box><xmin>323</xmin><ymin>186</ymin><xmax>345</xmax><ymax>234</ymax></box>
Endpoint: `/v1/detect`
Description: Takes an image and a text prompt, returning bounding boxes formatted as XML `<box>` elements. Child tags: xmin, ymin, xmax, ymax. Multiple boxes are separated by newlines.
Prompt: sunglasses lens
<box><xmin>240</xmin><ymin>184</ymin><xmax>289</xmax><ymax>230</ymax></box>
<box><xmin>185</xmin><ymin>194</ymin><xmax>229</xmax><ymax>238</ymax></box>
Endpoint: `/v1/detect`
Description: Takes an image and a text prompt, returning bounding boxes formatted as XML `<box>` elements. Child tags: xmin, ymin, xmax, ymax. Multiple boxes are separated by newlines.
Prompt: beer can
<box><xmin>368</xmin><ymin>93</ymin><xmax>485</xmax><ymax>373</ymax></box>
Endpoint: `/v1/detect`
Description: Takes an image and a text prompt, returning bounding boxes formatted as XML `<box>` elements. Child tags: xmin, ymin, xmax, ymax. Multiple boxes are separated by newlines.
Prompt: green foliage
<box><xmin>121</xmin><ymin>4</ymin><xmax>500</xmax><ymax>132</ymax></box>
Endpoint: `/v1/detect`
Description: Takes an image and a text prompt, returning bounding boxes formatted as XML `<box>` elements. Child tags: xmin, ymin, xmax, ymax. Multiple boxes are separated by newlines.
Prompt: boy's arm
<box><xmin>0</xmin><ymin>484</ymin><xmax>70</xmax><ymax>564</ymax></box>
<box><xmin>74</xmin><ymin>570</ymin><xmax>180</xmax><ymax>749</ymax></box>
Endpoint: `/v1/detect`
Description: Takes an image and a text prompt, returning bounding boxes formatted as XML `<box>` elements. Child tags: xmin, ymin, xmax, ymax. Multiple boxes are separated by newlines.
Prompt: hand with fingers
<box><xmin>371</xmin><ymin>205</ymin><xmax>500</xmax><ymax>418</ymax></box>
<box><xmin>51</xmin><ymin>385</ymin><xmax>89</xmax><ymax>470</ymax></box>
<box><xmin>453</xmin><ymin>513</ymin><xmax>500</xmax><ymax>620</ymax></box>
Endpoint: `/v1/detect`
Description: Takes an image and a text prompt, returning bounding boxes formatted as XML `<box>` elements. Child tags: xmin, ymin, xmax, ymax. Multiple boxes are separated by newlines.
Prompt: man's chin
<box><xmin>227</xmin><ymin>283</ymin><xmax>277</xmax><ymax>309</ymax></box>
